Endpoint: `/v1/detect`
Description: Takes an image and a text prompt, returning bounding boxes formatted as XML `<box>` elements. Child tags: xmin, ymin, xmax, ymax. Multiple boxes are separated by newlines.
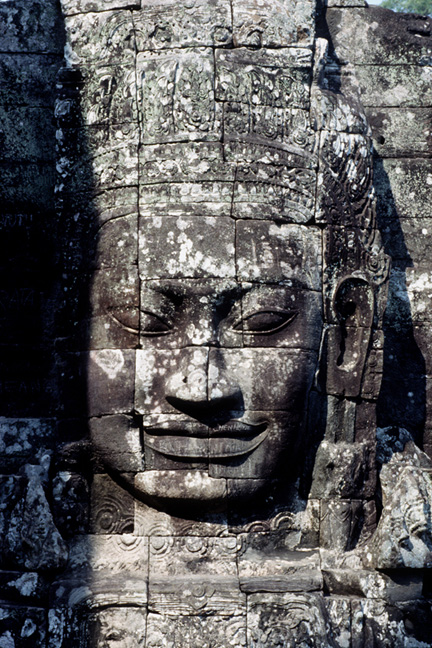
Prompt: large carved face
<box><xmin>88</xmin><ymin>216</ymin><xmax>323</xmax><ymax>509</ymax></box>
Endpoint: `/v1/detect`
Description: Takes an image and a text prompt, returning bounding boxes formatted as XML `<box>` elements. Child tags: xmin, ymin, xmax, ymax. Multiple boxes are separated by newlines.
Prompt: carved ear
<box><xmin>326</xmin><ymin>278</ymin><xmax>374</xmax><ymax>398</ymax></box>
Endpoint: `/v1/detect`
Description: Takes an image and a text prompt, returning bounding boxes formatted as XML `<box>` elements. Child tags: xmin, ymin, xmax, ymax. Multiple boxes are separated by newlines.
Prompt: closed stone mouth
<box><xmin>143</xmin><ymin>420</ymin><xmax>268</xmax><ymax>459</ymax></box>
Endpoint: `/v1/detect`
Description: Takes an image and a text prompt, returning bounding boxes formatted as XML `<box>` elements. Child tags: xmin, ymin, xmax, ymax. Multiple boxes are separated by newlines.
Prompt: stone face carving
<box><xmin>1</xmin><ymin>0</ymin><xmax>432</xmax><ymax>646</ymax></box>
<box><xmin>48</xmin><ymin>0</ymin><xmax>432</xmax><ymax>644</ymax></box>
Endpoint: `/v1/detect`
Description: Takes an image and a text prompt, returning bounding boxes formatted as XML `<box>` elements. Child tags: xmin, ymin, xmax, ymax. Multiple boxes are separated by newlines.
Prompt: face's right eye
<box><xmin>107</xmin><ymin>306</ymin><xmax>139</xmax><ymax>334</ymax></box>
<box><xmin>140</xmin><ymin>310</ymin><xmax>172</xmax><ymax>336</ymax></box>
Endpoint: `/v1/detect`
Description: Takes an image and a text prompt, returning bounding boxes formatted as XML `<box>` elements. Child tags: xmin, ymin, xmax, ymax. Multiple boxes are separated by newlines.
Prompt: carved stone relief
<box><xmin>0</xmin><ymin>0</ymin><xmax>432</xmax><ymax>646</ymax></box>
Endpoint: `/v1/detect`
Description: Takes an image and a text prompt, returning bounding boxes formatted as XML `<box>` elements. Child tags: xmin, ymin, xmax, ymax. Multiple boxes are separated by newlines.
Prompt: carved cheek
<box><xmin>208</xmin><ymin>348</ymin><xmax>318</xmax><ymax>412</ymax></box>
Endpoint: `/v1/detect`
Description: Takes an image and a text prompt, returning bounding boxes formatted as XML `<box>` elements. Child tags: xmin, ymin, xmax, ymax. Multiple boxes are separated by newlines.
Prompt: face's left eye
<box><xmin>233</xmin><ymin>310</ymin><xmax>297</xmax><ymax>335</ymax></box>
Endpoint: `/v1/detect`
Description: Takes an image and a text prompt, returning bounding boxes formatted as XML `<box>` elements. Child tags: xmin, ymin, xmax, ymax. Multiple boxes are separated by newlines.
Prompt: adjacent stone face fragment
<box><xmin>365</xmin><ymin>440</ymin><xmax>432</xmax><ymax>569</ymax></box>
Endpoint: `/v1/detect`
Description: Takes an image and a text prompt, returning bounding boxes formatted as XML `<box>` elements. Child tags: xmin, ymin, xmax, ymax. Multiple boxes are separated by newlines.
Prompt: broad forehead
<box><xmin>95</xmin><ymin>208</ymin><xmax>322</xmax><ymax>290</ymax></box>
<box><xmin>138</xmin><ymin>217</ymin><xmax>322</xmax><ymax>290</ymax></box>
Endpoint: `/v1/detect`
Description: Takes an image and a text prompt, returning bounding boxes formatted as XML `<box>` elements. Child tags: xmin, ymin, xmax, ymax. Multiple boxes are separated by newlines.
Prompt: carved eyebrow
<box><xmin>145</xmin><ymin>281</ymin><xmax>246</xmax><ymax>300</ymax></box>
<box><xmin>144</xmin><ymin>283</ymin><xmax>184</xmax><ymax>304</ymax></box>
<box><xmin>142</xmin><ymin>281</ymin><xmax>314</xmax><ymax>308</ymax></box>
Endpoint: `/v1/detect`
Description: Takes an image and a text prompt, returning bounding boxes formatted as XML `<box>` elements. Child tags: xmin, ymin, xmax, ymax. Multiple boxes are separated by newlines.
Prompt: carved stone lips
<box><xmin>143</xmin><ymin>420</ymin><xmax>268</xmax><ymax>459</ymax></box>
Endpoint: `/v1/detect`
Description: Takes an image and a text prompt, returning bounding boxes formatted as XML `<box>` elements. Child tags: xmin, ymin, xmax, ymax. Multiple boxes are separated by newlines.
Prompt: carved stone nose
<box><xmin>166</xmin><ymin>390</ymin><xmax>244</xmax><ymax>426</ymax></box>
<box><xmin>164</xmin><ymin>347</ymin><xmax>244</xmax><ymax>424</ymax></box>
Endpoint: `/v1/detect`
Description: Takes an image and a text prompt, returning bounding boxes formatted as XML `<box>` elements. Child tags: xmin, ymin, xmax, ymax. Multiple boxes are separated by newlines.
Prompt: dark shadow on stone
<box><xmin>373</xmin><ymin>157</ymin><xmax>426</xmax><ymax>446</ymax></box>
<box><xmin>0</xmin><ymin>2</ymin><xmax>65</xmax><ymax>419</ymax></box>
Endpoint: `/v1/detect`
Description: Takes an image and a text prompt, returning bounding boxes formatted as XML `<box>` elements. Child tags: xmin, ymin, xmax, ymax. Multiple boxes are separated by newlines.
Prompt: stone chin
<box><xmin>115</xmin><ymin>470</ymin><xmax>268</xmax><ymax>514</ymax></box>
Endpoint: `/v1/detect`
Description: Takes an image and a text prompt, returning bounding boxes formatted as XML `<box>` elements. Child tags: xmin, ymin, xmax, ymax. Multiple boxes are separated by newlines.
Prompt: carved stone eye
<box><xmin>107</xmin><ymin>306</ymin><xmax>139</xmax><ymax>334</ymax></box>
<box><xmin>104</xmin><ymin>630</ymin><xmax>125</xmax><ymax>641</ymax></box>
<box><xmin>233</xmin><ymin>310</ymin><xmax>297</xmax><ymax>335</ymax></box>
<box><xmin>140</xmin><ymin>311</ymin><xmax>172</xmax><ymax>335</ymax></box>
